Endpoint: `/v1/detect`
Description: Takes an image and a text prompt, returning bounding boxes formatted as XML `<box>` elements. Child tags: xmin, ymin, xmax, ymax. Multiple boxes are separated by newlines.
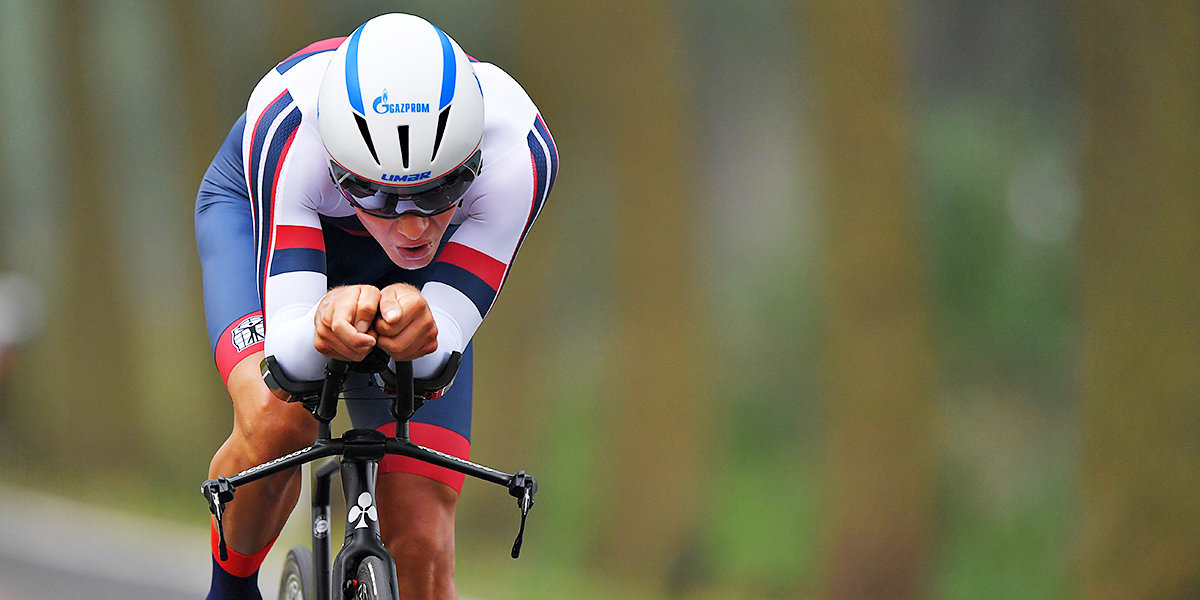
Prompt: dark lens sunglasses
<box><xmin>330</xmin><ymin>149</ymin><xmax>482</xmax><ymax>219</ymax></box>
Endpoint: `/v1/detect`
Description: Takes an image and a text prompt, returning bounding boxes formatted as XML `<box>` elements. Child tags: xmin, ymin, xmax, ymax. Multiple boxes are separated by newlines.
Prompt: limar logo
<box><xmin>382</xmin><ymin>171</ymin><xmax>431</xmax><ymax>183</ymax></box>
<box><xmin>372</xmin><ymin>89</ymin><xmax>430</xmax><ymax>115</ymax></box>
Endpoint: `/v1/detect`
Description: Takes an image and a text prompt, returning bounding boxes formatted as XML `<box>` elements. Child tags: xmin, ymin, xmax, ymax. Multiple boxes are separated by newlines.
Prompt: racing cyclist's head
<box><xmin>317</xmin><ymin>13</ymin><xmax>484</xmax><ymax>224</ymax></box>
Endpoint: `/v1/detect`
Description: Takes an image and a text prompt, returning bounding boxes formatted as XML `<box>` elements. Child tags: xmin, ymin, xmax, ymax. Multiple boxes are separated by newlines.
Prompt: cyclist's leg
<box><xmin>198</xmin><ymin>113</ymin><xmax>315</xmax><ymax>598</ymax></box>
<box><xmin>344</xmin><ymin>345</ymin><xmax>473</xmax><ymax>599</ymax></box>
<box><xmin>375</xmin><ymin>473</ymin><xmax>460</xmax><ymax>598</ymax></box>
<box><xmin>208</xmin><ymin>352</ymin><xmax>316</xmax><ymax>555</ymax></box>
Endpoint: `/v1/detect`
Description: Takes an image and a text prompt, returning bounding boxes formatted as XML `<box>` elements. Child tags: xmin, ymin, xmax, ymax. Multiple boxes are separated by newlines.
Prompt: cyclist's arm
<box><xmin>412</xmin><ymin>65</ymin><xmax>557</xmax><ymax>378</ymax></box>
<box><xmin>243</xmin><ymin>84</ymin><xmax>343</xmax><ymax>382</ymax></box>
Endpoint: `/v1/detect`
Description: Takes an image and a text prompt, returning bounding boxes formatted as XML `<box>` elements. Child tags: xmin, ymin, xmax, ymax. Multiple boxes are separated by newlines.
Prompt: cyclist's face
<box><xmin>355</xmin><ymin>207</ymin><xmax>456</xmax><ymax>270</ymax></box>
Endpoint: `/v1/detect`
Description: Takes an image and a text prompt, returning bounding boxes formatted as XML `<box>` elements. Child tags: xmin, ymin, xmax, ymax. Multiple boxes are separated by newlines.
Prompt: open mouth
<box><xmin>397</xmin><ymin>241</ymin><xmax>432</xmax><ymax>261</ymax></box>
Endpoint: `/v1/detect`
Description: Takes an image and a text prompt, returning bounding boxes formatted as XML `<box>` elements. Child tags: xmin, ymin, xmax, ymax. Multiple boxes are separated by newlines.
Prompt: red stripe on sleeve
<box><xmin>274</xmin><ymin>225</ymin><xmax>325</xmax><ymax>250</ymax></box>
<box><xmin>436</xmin><ymin>242</ymin><xmax>507</xmax><ymax>291</ymax></box>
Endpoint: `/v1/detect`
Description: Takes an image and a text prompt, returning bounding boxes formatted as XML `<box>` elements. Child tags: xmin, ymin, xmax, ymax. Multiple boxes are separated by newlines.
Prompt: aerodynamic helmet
<box><xmin>317</xmin><ymin>13</ymin><xmax>484</xmax><ymax>217</ymax></box>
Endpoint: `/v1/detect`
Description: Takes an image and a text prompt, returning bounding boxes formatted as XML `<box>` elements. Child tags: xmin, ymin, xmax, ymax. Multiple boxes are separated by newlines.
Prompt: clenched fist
<box><xmin>313</xmin><ymin>283</ymin><xmax>438</xmax><ymax>362</ymax></box>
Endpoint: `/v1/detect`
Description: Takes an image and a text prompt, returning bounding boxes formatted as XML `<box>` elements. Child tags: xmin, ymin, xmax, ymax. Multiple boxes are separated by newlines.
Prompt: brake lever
<box><xmin>507</xmin><ymin>471</ymin><xmax>537</xmax><ymax>558</ymax></box>
<box><xmin>202</xmin><ymin>477</ymin><xmax>236</xmax><ymax>561</ymax></box>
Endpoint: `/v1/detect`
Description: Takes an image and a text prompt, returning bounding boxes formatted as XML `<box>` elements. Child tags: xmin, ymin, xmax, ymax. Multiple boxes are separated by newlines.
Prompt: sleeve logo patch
<box><xmin>231</xmin><ymin>315</ymin><xmax>265</xmax><ymax>352</ymax></box>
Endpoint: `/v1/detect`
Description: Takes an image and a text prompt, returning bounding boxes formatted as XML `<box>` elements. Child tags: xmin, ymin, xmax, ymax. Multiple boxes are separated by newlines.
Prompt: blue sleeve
<box><xmin>195</xmin><ymin>113</ymin><xmax>262</xmax><ymax>351</ymax></box>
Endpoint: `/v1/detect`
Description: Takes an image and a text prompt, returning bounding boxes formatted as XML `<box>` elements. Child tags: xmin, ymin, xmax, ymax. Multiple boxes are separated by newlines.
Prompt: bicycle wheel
<box><xmin>352</xmin><ymin>556</ymin><xmax>395</xmax><ymax>600</ymax></box>
<box><xmin>279</xmin><ymin>546</ymin><xmax>314</xmax><ymax>600</ymax></box>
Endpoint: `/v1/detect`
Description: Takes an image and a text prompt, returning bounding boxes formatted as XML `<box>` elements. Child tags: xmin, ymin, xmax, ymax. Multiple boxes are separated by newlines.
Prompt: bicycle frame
<box><xmin>202</xmin><ymin>354</ymin><xmax>537</xmax><ymax>600</ymax></box>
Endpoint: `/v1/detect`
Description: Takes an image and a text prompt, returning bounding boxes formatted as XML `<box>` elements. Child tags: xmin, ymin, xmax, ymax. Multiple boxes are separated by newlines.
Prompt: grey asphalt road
<box><xmin>0</xmin><ymin>483</ymin><xmax>489</xmax><ymax>599</ymax></box>
<box><xmin>0</xmin><ymin>485</ymin><xmax>291</xmax><ymax>600</ymax></box>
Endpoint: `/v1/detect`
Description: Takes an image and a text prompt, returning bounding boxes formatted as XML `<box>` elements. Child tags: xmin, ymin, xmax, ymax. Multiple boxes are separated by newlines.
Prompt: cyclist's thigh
<box><xmin>343</xmin><ymin>344</ymin><xmax>473</xmax><ymax>492</ymax></box>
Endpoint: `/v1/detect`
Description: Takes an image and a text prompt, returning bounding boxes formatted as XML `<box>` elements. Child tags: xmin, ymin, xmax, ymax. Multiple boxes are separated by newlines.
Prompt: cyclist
<box><xmin>194</xmin><ymin>13</ymin><xmax>557</xmax><ymax>600</ymax></box>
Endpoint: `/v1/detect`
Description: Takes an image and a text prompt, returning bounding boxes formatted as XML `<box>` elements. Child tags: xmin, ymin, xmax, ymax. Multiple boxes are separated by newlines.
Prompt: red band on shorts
<box><xmin>214</xmin><ymin>310</ymin><xmax>265</xmax><ymax>384</ymax></box>
<box><xmin>376</xmin><ymin>421</ymin><xmax>471</xmax><ymax>493</ymax></box>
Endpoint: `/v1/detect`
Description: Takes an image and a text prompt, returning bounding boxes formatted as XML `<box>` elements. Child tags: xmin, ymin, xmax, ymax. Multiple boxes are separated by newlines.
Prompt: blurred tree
<box><xmin>170</xmin><ymin>1</ymin><xmax>226</xmax><ymax>180</ymax></box>
<box><xmin>159</xmin><ymin>1</ymin><xmax>253</xmax><ymax>496</ymax></box>
<box><xmin>510</xmin><ymin>2</ymin><xmax>713</xmax><ymax>591</ymax></box>
<box><xmin>806</xmin><ymin>1</ymin><xmax>937</xmax><ymax>599</ymax></box>
<box><xmin>47</xmin><ymin>0</ymin><xmax>144</xmax><ymax>470</ymax></box>
<box><xmin>267</xmin><ymin>0</ymin><xmax>322</xmax><ymax>57</ymax></box>
<box><xmin>470</xmin><ymin>19</ymin><xmax>560</xmax><ymax>536</ymax></box>
<box><xmin>1074</xmin><ymin>2</ymin><xmax>1200</xmax><ymax>599</ymax></box>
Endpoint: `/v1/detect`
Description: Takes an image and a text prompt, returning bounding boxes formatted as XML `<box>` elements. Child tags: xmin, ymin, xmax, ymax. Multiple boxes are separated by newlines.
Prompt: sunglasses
<box><xmin>330</xmin><ymin>149</ymin><xmax>482</xmax><ymax>218</ymax></box>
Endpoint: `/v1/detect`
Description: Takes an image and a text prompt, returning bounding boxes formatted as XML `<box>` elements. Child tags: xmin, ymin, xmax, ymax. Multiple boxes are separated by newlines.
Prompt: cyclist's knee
<box><xmin>388</xmin><ymin>526</ymin><xmax>454</xmax><ymax>574</ymax></box>
<box><xmin>234</xmin><ymin>394</ymin><xmax>315</xmax><ymax>456</ymax></box>
<box><xmin>379</xmin><ymin>474</ymin><xmax>457</xmax><ymax>563</ymax></box>
<box><xmin>224</xmin><ymin>355</ymin><xmax>316</xmax><ymax>458</ymax></box>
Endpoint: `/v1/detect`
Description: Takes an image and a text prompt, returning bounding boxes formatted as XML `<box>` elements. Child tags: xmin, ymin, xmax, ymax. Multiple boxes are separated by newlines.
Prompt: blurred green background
<box><xmin>1</xmin><ymin>1</ymin><xmax>1197</xmax><ymax>599</ymax></box>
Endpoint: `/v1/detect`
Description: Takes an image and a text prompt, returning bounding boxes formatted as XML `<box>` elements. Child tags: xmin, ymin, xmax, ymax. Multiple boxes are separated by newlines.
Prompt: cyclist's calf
<box><xmin>208</xmin><ymin>355</ymin><xmax>318</xmax><ymax>557</ymax></box>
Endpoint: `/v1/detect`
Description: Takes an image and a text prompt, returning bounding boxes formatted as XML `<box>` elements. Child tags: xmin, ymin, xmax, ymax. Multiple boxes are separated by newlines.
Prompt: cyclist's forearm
<box><xmin>411</xmin><ymin>304</ymin><xmax>465</xmax><ymax>378</ymax></box>
<box><xmin>265</xmin><ymin>303</ymin><xmax>325</xmax><ymax>381</ymax></box>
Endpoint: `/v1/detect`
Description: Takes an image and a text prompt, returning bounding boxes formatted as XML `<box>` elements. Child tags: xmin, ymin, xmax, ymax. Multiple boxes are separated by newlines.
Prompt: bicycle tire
<box><xmin>279</xmin><ymin>546</ymin><xmax>314</xmax><ymax>600</ymax></box>
<box><xmin>352</xmin><ymin>556</ymin><xmax>395</xmax><ymax>600</ymax></box>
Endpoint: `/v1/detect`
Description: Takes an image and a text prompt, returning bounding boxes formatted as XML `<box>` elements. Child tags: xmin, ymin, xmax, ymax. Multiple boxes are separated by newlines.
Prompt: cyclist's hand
<box><xmin>313</xmin><ymin>285</ymin><xmax>380</xmax><ymax>361</ymax></box>
<box><xmin>374</xmin><ymin>283</ymin><xmax>438</xmax><ymax>361</ymax></box>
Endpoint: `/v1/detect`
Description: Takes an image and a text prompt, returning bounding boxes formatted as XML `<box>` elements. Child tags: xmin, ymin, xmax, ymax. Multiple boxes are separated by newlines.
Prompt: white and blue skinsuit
<box><xmin>195</xmin><ymin>35</ymin><xmax>558</xmax><ymax>490</ymax></box>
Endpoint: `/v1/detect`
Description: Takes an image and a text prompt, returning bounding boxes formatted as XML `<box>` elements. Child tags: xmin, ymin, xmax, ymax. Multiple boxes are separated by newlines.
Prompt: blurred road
<box><xmin>0</xmin><ymin>485</ymin><xmax>212</xmax><ymax>599</ymax></box>
<box><xmin>0</xmin><ymin>484</ymin><xmax>484</xmax><ymax>599</ymax></box>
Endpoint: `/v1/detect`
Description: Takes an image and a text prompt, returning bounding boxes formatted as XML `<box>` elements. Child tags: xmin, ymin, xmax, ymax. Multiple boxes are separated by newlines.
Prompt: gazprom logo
<box><xmin>372</xmin><ymin>89</ymin><xmax>430</xmax><ymax>115</ymax></box>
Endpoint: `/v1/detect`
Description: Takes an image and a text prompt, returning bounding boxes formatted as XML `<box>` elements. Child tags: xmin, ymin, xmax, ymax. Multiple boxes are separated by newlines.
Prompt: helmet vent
<box><xmin>431</xmin><ymin>106</ymin><xmax>450</xmax><ymax>162</ymax></box>
<box><xmin>353</xmin><ymin>113</ymin><xmax>381</xmax><ymax>165</ymax></box>
<box><xmin>397</xmin><ymin>125</ymin><xmax>410</xmax><ymax>169</ymax></box>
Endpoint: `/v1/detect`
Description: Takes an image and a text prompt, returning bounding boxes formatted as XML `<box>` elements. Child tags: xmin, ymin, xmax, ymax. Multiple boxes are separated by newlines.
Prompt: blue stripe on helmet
<box><xmin>345</xmin><ymin>25</ymin><xmax>366</xmax><ymax>115</ymax></box>
<box><xmin>434</xmin><ymin>26</ymin><xmax>455</xmax><ymax>111</ymax></box>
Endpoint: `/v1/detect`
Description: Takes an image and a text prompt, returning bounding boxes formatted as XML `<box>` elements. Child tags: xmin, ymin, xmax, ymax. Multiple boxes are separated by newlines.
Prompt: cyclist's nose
<box><xmin>393</xmin><ymin>214</ymin><xmax>427</xmax><ymax>240</ymax></box>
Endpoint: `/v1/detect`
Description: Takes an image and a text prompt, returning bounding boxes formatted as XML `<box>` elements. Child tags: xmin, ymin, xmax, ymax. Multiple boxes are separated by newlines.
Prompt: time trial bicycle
<box><xmin>201</xmin><ymin>349</ymin><xmax>537</xmax><ymax>600</ymax></box>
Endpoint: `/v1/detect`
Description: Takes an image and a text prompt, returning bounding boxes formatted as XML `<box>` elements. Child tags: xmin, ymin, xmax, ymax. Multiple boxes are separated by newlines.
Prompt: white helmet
<box><xmin>318</xmin><ymin>13</ymin><xmax>484</xmax><ymax>217</ymax></box>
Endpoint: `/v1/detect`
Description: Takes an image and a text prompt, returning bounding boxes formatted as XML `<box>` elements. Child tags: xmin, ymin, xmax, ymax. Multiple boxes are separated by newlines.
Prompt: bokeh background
<box><xmin>1</xmin><ymin>1</ymin><xmax>1198</xmax><ymax>599</ymax></box>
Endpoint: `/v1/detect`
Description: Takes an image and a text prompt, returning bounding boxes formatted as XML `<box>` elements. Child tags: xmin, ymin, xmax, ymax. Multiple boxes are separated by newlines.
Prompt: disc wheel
<box><xmin>352</xmin><ymin>556</ymin><xmax>395</xmax><ymax>600</ymax></box>
<box><xmin>279</xmin><ymin>546</ymin><xmax>314</xmax><ymax>600</ymax></box>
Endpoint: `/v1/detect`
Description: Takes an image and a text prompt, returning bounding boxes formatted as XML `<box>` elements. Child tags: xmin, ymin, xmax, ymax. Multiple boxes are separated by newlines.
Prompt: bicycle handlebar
<box><xmin>203</xmin><ymin>348</ymin><xmax>537</xmax><ymax>560</ymax></box>
<box><xmin>262</xmin><ymin>348</ymin><xmax>462</xmax><ymax>415</ymax></box>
